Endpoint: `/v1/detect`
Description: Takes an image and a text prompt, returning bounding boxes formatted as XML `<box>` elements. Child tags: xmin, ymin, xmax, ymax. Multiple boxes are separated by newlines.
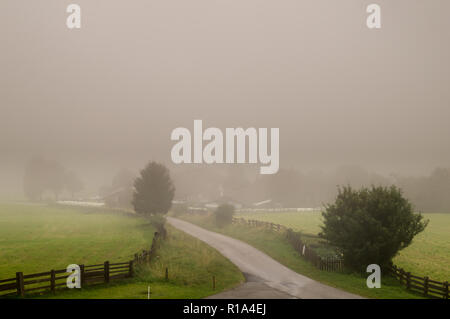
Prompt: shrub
<box><xmin>148</xmin><ymin>214</ymin><xmax>167</xmax><ymax>238</ymax></box>
<box><xmin>320</xmin><ymin>185</ymin><xmax>428</xmax><ymax>271</ymax></box>
<box><xmin>215</xmin><ymin>204</ymin><xmax>235</xmax><ymax>227</ymax></box>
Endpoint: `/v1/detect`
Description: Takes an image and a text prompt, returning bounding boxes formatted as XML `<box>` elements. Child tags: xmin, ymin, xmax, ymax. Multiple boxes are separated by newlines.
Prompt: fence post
<box><xmin>129</xmin><ymin>261</ymin><xmax>134</xmax><ymax>277</ymax></box>
<box><xmin>50</xmin><ymin>270</ymin><xmax>56</xmax><ymax>293</ymax></box>
<box><xmin>80</xmin><ymin>264</ymin><xmax>85</xmax><ymax>287</ymax></box>
<box><xmin>104</xmin><ymin>261</ymin><xmax>110</xmax><ymax>284</ymax></box>
<box><xmin>212</xmin><ymin>276</ymin><xmax>215</xmax><ymax>290</ymax></box>
<box><xmin>444</xmin><ymin>281</ymin><xmax>449</xmax><ymax>299</ymax></box>
<box><xmin>406</xmin><ymin>272</ymin><xmax>411</xmax><ymax>290</ymax></box>
<box><xmin>16</xmin><ymin>272</ymin><xmax>24</xmax><ymax>297</ymax></box>
<box><xmin>424</xmin><ymin>276</ymin><xmax>429</xmax><ymax>296</ymax></box>
<box><xmin>399</xmin><ymin>268</ymin><xmax>404</xmax><ymax>285</ymax></box>
<box><xmin>165</xmin><ymin>267</ymin><xmax>168</xmax><ymax>280</ymax></box>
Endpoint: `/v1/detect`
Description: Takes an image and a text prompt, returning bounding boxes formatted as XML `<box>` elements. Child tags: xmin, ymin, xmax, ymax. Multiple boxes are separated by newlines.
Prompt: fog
<box><xmin>1</xmin><ymin>1</ymin><xmax>449</xmax><ymax>203</ymax></box>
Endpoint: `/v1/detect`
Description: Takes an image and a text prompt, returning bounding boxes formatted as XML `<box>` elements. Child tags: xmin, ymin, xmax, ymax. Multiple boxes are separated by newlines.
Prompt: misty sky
<box><xmin>1</xmin><ymin>1</ymin><xmax>449</xmax><ymax>195</ymax></box>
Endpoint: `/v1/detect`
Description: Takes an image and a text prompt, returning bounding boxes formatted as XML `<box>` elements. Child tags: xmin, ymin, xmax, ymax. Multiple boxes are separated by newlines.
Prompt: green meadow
<box><xmin>0</xmin><ymin>203</ymin><xmax>243</xmax><ymax>298</ymax></box>
<box><xmin>42</xmin><ymin>225</ymin><xmax>244</xmax><ymax>299</ymax></box>
<box><xmin>0</xmin><ymin>203</ymin><xmax>156</xmax><ymax>279</ymax></box>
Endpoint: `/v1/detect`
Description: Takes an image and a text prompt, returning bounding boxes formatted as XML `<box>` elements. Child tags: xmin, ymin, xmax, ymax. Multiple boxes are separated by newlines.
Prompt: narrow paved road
<box><xmin>167</xmin><ymin>217</ymin><xmax>363</xmax><ymax>299</ymax></box>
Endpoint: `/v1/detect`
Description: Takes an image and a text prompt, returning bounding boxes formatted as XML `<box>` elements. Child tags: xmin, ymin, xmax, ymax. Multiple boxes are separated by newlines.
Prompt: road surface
<box><xmin>167</xmin><ymin>217</ymin><xmax>363</xmax><ymax>299</ymax></box>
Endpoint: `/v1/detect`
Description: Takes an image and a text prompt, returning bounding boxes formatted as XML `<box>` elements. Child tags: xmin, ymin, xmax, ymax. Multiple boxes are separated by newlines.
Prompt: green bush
<box><xmin>320</xmin><ymin>185</ymin><xmax>428</xmax><ymax>271</ymax></box>
<box><xmin>214</xmin><ymin>204</ymin><xmax>235</xmax><ymax>228</ymax></box>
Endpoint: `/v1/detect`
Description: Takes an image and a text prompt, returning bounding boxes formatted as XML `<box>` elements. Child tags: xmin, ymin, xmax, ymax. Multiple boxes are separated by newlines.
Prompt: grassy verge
<box><xmin>40</xmin><ymin>225</ymin><xmax>244</xmax><ymax>299</ymax></box>
<box><xmin>176</xmin><ymin>213</ymin><xmax>425</xmax><ymax>299</ymax></box>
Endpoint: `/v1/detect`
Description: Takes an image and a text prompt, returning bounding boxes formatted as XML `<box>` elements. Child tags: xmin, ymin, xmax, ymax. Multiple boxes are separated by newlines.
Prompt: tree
<box><xmin>23</xmin><ymin>157</ymin><xmax>66</xmax><ymax>201</ymax></box>
<box><xmin>45</xmin><ymin>160</ymin><xmax>66</xmax><ymax>201</ymax></box>
<box><xmin>263</xmin><ymin>168</ymin><xmax>302</xmax><ymax>207</ymax></box>
<box><xmin>214</xmin><ymin>204</ymin><xmax>235</xmax><ymax>227</ymax></box>
<box><xmin>395</xmin><ymin>168</ymin><xmax>450</xmax><ymax>213</ymax></box>
<box><xmin>112</xmin><ymin>169</ymin><xmax>135</xmax><ymax>189</ymax></box>
<box><xmin>64</xmin><ymin>171</ymin><xmax>84</xmax><ymax>199</ymax></box>
<box><xmin>23</xmin><ymin>157</ymin><xmax>47</xmax><ymax>201</ymax></box>
<box><xmin>103</xmin><ymin>169</ymin><xmax>136</xmax><ymax>209</ymax></box>
<box><xmin>132</xmin><ymin>162</ymin><xmax>175</xmax><ymax>216</ymax></box>
<box><xmin>320</xmin><ymin>185</ymin><xmax>428</xmax><ymax>271</ymax></box>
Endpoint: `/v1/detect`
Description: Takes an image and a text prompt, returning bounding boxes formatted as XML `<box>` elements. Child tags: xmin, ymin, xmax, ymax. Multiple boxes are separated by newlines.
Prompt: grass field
<box><xmin>0</xmin><ymin>203</ymin><xmax>243</xmax><ymax>298</ymax></box>
<box><xmin>0</xmin><ymin>203</ymin><xmax>157</xmax><ymax>280</ymax></box>
<box><xmin>237</xmin><ymin>211</ymin><xmax>450</xmax><ymax>282</ymax></box>
<box><xmin>44</xmin><ymin>225</ymin><xmax>244</xmax><ymax>299</ymax></box>
<box><xmin>178</xmin><ymin>213</ymin><xmax>428</xmax><ymax>299</ymax></box>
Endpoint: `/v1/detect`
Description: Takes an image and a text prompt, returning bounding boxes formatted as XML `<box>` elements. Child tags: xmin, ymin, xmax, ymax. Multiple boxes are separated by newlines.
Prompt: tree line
<box><xmin>173</xmin><ymin>165</ymin><xmax>450</xmax><ymax>213</ymax></box>
<box><xmin>23</xmin><ymin>157</ymin><xmax>83</xmax><ymax>201</ymax></box>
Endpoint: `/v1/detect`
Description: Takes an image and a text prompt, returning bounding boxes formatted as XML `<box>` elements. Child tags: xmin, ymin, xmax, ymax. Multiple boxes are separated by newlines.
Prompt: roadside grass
<box><xmin>177</xmin><ymin>213</ymin><xmax>426</xmax><ymax>299</ymax></box>
<box><xmin>40</xmin><ymin>225</ymin><xmax>244</xmax><ymax>299</ymax></box>
<box><xmin>237</xmin><ymin>211</ymin><xmax>450</xmax><ymax>282</ymax></box>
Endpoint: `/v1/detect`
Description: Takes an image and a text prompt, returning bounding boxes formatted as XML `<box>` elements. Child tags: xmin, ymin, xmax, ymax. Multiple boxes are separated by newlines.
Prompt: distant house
<box><xmin>102</xmin><ymin>187</ymin><xmax>134</xmax><ymax>209</ymax></box>
<box><xmin>205</xmin><ymin>196</ymin><xmax>243</xmax><ymax>210</ymax></box>
<box><xmin>253</xmin><ymin>199</ymin><xmax>273</xmax><ymax>207</ymax></box>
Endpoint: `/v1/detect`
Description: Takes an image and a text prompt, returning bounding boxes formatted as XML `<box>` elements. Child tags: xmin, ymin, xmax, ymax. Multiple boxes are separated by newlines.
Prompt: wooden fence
<box><xmin>232</xmin><ymin>217</ymin><xmax>287</xmax><ymax>233</ymax></box>
<box><xmin>133</xmin><ymin>231</ymin><xmax>162</xmax><ymax>263</ymax></box>
<box><xmin>232</xmin><ymin>217</ymin><xmax>449</xmax><ymax>298</ymax></box>
<box><xmin>284</xmin><ymin>228</ymin><xmax>344</xmax><ymax>272</ymax></box>
<box><xmin>0</xmin><ymin>231</ymin><xmax>161</xmax><ymax>298</ymax></box>
<box><xmin>232</xmin><ymin>217</ymin><xmax>343</xmax><ymax>272</ymax></box>
<box><xmin>388</xmin><ymin>264</ymin><xmax>449</xmax><ymax>299</ymax></box>
<box><xmin>0</xmin><ymin>261</ymin><xmax>132</xmax><ymax>297</ymax></box>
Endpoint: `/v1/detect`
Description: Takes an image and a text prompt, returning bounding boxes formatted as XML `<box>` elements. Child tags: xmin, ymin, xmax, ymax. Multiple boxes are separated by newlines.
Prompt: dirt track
<box><xmin>167</xmin><ymin>217</ymin><xmax>363</xmax><ymax>299</ymax></box>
